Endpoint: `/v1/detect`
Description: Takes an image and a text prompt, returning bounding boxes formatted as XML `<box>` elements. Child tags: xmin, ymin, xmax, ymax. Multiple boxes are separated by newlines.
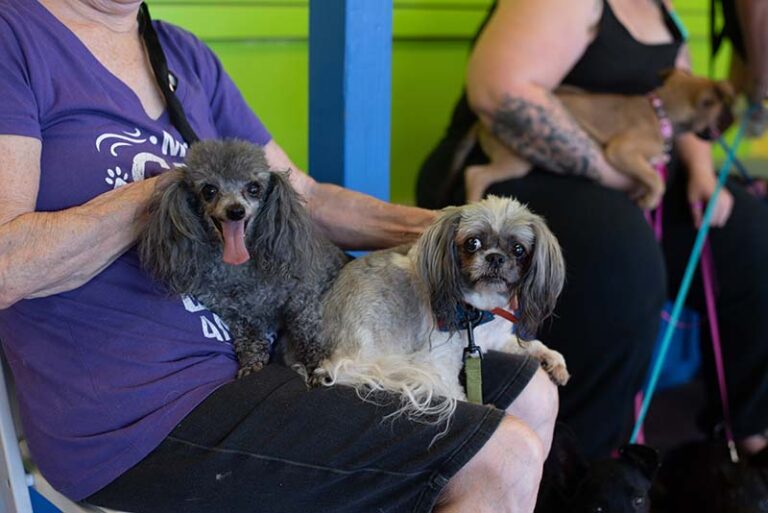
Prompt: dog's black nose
<box><xmin>485</xmin><ymin>252</ymin><xmax>506</xmax><ymax>267</ymax></box>
<box><xmin>226</xmin><ymin>205</ymin><xmax>246</xmax><ymax>221</ymax></box>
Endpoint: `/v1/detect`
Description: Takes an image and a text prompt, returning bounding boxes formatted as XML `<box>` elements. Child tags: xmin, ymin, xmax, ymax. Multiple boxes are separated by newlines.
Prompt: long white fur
<box><xmin>316</xmin><ymin>196</ymin><xmax>568</xmax><ymax>429</ymax></box>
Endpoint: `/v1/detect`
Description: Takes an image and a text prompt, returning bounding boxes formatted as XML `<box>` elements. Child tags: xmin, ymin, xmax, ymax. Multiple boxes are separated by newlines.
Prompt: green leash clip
<box><xmin>462</xmin><ymin>310</ymin><xmax>484</xmax><ymax>405</ymax></box>
<box><xmin>464</xmin><ymin>355</ymin><xmax>483</xmax><ymax>404</ymax></box>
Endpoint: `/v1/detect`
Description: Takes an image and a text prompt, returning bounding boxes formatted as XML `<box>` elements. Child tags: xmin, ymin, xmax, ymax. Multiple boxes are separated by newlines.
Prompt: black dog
<box><xmin>139</xmin><ymin>140</ymin><xmax>347</xmax><ymax>378</ymax></box>
<box><xmin>536</xmin><ymin>428</ymin><xmax>659</xmax><ymax>513</ymax></box>
<box><xmin>652</xmin><ymin>441</ymin><xmax>768</xmax><ymax>513</ymax></box>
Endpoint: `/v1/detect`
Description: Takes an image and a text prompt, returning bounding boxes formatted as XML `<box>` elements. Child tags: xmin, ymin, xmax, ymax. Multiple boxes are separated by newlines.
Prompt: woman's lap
<box><xmin>87</xmin><ymin>351</ymin><xmax>538</xmax><ymax>513</ymax></box>
<box><xmin>486</xmin><ymin>170</ymin><xmax>667</xmax><ymax>457</ymax></box>
<box><xmin>477</xmin><ymin>168</ymin><xmax>767</xmax><ymax>450</ymax></box>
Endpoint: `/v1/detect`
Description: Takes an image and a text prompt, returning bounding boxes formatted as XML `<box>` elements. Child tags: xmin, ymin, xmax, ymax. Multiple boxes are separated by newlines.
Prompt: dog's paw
<box><xmin>236</xmin><ymin>361</ymin><xmax>265</xmax><ymax>379</ymax></box>
<box><xmin>537</xmin><ymin>349</ymin><xmax>570</xmax><ymax>386</ymax></box>
<box><xmin>637</xmin><ymin>176</ymin><xmax>666</xmax><ymax>211</ymax></box>
<box><xmin>309</xmin><ymin>367</ymin><xmax>335</xmax><ymax>388</ymax></box>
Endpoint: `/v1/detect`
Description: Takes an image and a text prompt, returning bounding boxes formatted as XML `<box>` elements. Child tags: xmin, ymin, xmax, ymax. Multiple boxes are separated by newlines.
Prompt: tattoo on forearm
<box><xmin>491</xmin><ymin>93</ymin><xmax>602</xmax><ymax>180</ymax></box>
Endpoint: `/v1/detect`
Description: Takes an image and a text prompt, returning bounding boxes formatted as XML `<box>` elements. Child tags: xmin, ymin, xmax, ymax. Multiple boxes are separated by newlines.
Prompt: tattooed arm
<box><xmin>466</xmin><ymin>0</ymin><xmax>634</xmax><ymax>191</ymax></box>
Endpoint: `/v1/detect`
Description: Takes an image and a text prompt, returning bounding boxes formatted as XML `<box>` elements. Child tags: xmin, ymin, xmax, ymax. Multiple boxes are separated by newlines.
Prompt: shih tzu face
<box><xmin>416</xmin><ymin>196</ymin><xmax>565</xmax><ymax>339</ymax></box>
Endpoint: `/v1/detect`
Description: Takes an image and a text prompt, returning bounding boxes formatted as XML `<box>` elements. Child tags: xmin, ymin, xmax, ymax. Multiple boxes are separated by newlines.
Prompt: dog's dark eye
<box><xmin>201</xmin><ymin>184</ymin><xmax>218</xmax><ymax>202</ymax></box>
<box><xmin>592</xmin><ymin>507</ymin><xmax>604</xmax><ymax>513</ymax></box>
<box><xmin>246</xmin><ymin>181</ymin><xmax>261</xmax><ymax>198</ymax></box>
<box><xmin>632</xmin><ymin>496</ymin><xmax>645</xmax><ymax>508</ymax></box>
<box><xmin>464</xmin><ymin>238</ymin><xmax>482</xmax><ymax>253</ymax></box>
<box><xmin>512</xmin><ymin>243</ymin><xmax>527</xmax><ymax>258</ymax></box>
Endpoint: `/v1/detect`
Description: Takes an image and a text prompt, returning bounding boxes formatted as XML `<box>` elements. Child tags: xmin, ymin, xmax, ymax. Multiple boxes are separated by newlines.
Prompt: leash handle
<box><xmin>139</xmin><ymin>3</ymin><xmax>199</xmax><ymax>145</ymax></box>
<box><xmin>630</xmin><ymin>110</ymin><xmax>751</xmax><ymax>444</ymax></box>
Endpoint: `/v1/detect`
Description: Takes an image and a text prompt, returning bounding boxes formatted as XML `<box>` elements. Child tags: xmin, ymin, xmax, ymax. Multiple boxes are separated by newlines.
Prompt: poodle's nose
<box><xmin>485</xmin><ymin>252</ymin><xmax>506</xmax><ymax>267</ymax></box>
<box><xmin>226</xmin><ymin>205</ymin><xmax>246</xmax><ymax>221</ymax></box>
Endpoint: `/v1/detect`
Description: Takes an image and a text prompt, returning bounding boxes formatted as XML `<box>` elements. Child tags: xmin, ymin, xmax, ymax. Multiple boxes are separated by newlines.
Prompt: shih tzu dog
<box><xmin>315</xmin><ymin>196</ymin><xmax>568</xmax><ymax>423</ymax></box>
<box><xmin>139</xmin><ymin>139</ymin><xmax>346</xmax><ymax>378</ymax></box>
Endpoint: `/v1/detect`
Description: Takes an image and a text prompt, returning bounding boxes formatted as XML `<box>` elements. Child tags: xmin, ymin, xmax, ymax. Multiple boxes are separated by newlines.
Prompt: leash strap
<box><xmin>701</xmin><ymin>238</ymin><xmax>740</xmax><ymax>462</ymax></box>
<box><xmin>630</xmin><ymin>109</ymin><xmax>751</xmax><ymax>444</ymax></box>
<box><xmin>138</xmin><ymin>3</ymin><xmax>199</xmax><ymax>145</ymax></box>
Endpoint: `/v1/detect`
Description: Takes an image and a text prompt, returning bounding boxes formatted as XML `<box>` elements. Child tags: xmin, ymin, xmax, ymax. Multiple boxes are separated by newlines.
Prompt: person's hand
<box><xmin>687</xmin><ymin>171</ymin><xmax>734</xmax><ymax>228</ymax></box>
<box><xmin>746</xmin><ymin>101</ymin><xmax>768</xmax><ymax>138</ymax></box>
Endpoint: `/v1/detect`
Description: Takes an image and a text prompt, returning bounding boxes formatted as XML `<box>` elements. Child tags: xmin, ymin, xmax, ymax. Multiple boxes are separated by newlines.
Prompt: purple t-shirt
<box><xmin>0</xmin><ymin>0</ymin><xmax>271</xmax><ymax>500</ymax></box>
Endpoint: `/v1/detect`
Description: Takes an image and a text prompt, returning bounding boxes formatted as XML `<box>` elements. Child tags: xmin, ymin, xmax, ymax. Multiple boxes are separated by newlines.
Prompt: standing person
<box><xmin>714</xmin><ymin>0</ymin><xmax>768</xmax><ymax>135</ymax></box>
<box><xmin>0</xmin><ymin>1</ymin><xmax>559</xmax><ymax>512</ymax></box>
<box><xmin>418</xmin><ymin>0</ymin><xmax>768</xmax><ymax>459</ymax></box>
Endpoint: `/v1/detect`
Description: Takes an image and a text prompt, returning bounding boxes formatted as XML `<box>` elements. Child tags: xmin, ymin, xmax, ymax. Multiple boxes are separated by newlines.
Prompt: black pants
<box><xmin>467</xmin><ymin>166</ymin><xmax>768</xmax><ymax>458</ymax></box>
<box><xmin>86</xmin><ymin>353</ymin><xmax>538</xmax><ymax>513</ymax></box>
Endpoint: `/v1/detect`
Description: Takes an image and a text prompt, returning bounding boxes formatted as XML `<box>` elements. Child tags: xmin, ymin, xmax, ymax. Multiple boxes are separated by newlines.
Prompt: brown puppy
<box><xmin>457</xmin><ymin>70</ymin><xmax>735</xmax><ymax>209</ymax></box>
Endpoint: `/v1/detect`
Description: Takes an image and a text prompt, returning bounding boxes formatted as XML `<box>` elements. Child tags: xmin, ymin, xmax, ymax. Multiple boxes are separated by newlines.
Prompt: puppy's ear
<box><xmin>251</xmin><ymin>170</ymin><xmax>315</xmax><ymax>273</ymax></box>
<box><xmin>547</xmin><ymin>423</ymin><xmax>591</xmax><ymax>494</ymax></box>
<box><xmin>619</xmin><ymin>444</ymin><xmax>660</xmax><ymax>482</ymax></box>
<box><xmin>517</xmin><ymin>214</ymin><xmax>565</xmax><ymax>339</ymax></box>
<box><xmin>139</xmin><ymin>169</ymin><xmax>207</xmax><ymax>293</ymax></box>
<box><xmin>714</xmin><ymin>80</ymin><xmax>736</xmax><ymax>106</ymax></box>
<box><xmin>658</xmin><ymin>67</ymin><xmax>687</xmax><ymax>82</ymax></box>
<box><xmin>416</xmin><ymin>207</ymin><xmax>465</xmax><ymax>330</ymax></box>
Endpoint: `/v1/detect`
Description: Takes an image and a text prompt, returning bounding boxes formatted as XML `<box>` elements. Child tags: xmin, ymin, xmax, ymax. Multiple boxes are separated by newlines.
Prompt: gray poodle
<box><xmin>139</xmin><ymin>139</ymin><xmax>347</xmax><ymax>378</ymax></box>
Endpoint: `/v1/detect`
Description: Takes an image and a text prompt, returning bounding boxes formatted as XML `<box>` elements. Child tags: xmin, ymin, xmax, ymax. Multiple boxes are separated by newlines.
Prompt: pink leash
<box><xmin>635</xmin><ymin>162</ymin><xmax>668</xmax><ymax>445</ymax></box>
<box><xmin>701</xmin><ymin>236</ymin><xmax>740</xmax><ymax>462</ymax></box>
<box><xmin>634</xmin><ymin>191</ymin><xmax>739</xmax><ymax>462</ymax></box>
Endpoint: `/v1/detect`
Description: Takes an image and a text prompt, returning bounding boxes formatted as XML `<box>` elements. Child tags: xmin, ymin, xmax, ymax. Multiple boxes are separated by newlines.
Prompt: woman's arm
<box><xmin>0</xmin><ymin>135</ymin><xmax>171</xmax><ymax>308</ymax></box>
<box><xmin>676</xmin><ymin>133</ymin><xmax>733</xmax><ymax>227</ymax></box>
<box><xmin>674</xmin><ymin>40</ymin><xmax>734</xmax><ymax>228</ymax></box>
<box><xmin>264</xmin><ymin>141</ymin><xmax>437</xmax><ymax>250</ymax></box>
<box><xmin>466</xmin><ymin>0</ymin><xmax>634</xmax><ymax>191</ymax></box>
<box><xmin>736</xmin><ymin>0</ymin><xmax>768</xmax><ymax>105</ymax></box>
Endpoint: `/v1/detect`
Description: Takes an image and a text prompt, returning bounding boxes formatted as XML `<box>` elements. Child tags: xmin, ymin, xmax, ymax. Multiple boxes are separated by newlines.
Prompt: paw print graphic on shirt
<box><xmin>105</xmin><ymin>166</ymin><xmax>130</xmax><ymax>189</ymax></box>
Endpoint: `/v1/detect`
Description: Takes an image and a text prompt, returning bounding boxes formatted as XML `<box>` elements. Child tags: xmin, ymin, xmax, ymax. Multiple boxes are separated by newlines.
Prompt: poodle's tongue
<box><xmin>221</xmin><ymin>220</ymin><xmax>249</xmax><ymax>265</ymax></box>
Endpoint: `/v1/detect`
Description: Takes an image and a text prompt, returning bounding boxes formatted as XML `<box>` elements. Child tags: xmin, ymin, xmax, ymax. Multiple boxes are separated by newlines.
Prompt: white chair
<box><xmin>0</xmin><ymin>354</ymin><xmax>126</xmax><ymax>513</ymax></box>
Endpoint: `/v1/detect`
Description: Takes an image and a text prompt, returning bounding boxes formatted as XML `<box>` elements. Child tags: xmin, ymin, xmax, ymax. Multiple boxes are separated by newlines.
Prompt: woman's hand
<box><xmin>687</xmin><ymin>170</ymin><xmax>734</xmax><ymax>228</ymax></box>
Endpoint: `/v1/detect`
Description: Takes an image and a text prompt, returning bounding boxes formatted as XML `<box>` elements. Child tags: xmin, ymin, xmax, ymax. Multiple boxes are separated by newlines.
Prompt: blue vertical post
<box><xmin>308</xmin><ymin>0</ymin><xmax>392</xmax><ymax>201</ymax></box>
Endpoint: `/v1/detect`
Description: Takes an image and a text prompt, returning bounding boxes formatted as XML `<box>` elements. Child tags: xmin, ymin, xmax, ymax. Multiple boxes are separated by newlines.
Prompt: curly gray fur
<box><xmin>139</xmin><ymin>139</ymin><xmax>347</xmax><ymax>377</ymax></box>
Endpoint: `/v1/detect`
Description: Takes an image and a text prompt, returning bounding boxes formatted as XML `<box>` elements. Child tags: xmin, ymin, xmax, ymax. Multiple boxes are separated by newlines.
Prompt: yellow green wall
<box><xmin>153</xmin><ymin>0</ymin><xmax>765</xmax><ymax>205</ymax></box>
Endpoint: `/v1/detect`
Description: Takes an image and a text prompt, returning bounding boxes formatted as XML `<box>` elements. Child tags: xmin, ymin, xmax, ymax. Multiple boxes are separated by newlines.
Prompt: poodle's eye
<box><xmin>246</xmin><ymin>181</ymin><xmax>261</xmax><ymax>198</ymax></box>
<box><xmin>512</xmin><ymin>243</ymin><xmax>527</xmax><ymax>258</ymax></box>
<box><xmin>464</xmin><ymin>238</ymin><xmax>482</xmax><ymax>253</ymax></box>
<box><xmin>592</xmin><ymin>507</ymin><xmax>604</xmax><ymax>513</ymax></box>
<box><xmin>201</xmin><ymin>184</ymin><xmax>218</xmax><ymax>202</ymax></box>
<box><xmin>632</xmin><ymin>496</ymin><xmax>645</xmax><ymax>508</ymax></box>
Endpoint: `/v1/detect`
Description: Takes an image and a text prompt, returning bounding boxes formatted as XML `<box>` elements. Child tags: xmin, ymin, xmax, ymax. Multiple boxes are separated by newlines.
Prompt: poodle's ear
<box><xmin>516</xmin><ymin>214</ymin><xmax>565</xmax><ymax>340</ymax></box>
<box><xmin>251</xmin><ymin>170</ymin><xmax>315</xmax><ymax>273</ymax></box>
<box><xmin>139</xmin><ymin>169</ymin><xmax>207</xmax><ymax>293</ymax></box>
<box><xmin>415</xmin><ymin>207</ymin><xmax>465</xmax><ymax>330</ymax></box>
<box><xmin>619</xmin><ymin>444</ymin><xmax>660</xmax><ymax>482</ymax></box>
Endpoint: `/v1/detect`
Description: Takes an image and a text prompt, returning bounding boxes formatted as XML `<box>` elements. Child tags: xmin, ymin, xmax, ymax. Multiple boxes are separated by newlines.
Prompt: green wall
<box><xmin>152</xmin><ymin>0</ymin><xmax>742</xmax><ymax>205</ymax></box>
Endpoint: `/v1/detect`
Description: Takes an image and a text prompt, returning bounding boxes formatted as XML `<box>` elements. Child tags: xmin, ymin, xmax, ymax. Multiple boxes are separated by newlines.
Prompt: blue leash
<box><xmin>717</xmin><ymin>138</ymin><xmax>752</xmax><ymax>185</ymax></box>
<box><xmin>630</xmin><ymin>112</ymin><xmax>751</xmax><ymax>443</ymax></box>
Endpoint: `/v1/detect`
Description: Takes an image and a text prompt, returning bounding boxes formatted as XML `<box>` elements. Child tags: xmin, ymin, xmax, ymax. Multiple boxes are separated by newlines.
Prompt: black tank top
<box><xmin>416</xmin><ymin>0</ymin><xmax>685</xmax><ymax>208</ymax></box>
<box><xmin>563</xmin><ymin>0</ymin><xmax>683</xmax><ymax>94</ymax></box>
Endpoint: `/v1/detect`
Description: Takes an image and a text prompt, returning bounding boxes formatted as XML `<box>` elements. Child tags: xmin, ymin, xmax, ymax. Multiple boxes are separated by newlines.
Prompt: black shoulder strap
<box><xmin>138</xmin><ymin>2</ymin><xmax>199</xmax><ymax>145</ymax></box>
<box><xmin>710</xmin><ymin>0</ymin><xmax>725</xmax><ymax>76</ymax></box>
<box><xmin>654</xmin><ymin>0</ymin><xmax>684</xmax><ymax>42</ymax></box>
